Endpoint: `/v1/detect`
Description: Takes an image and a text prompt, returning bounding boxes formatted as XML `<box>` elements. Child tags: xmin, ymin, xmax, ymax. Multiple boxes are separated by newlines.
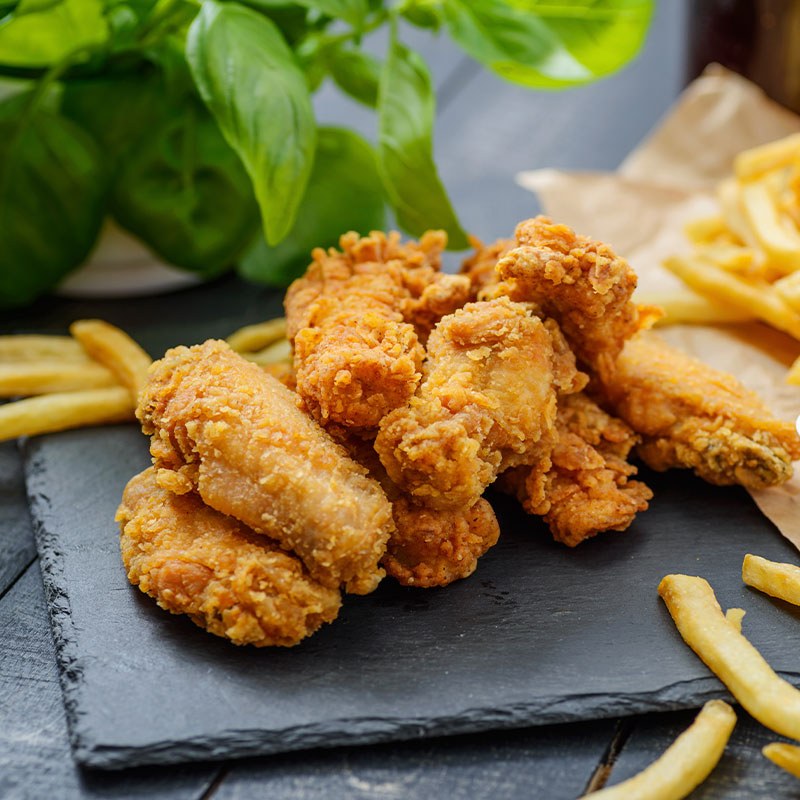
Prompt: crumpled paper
<box><xmin>516</xmin><ymin>65</ymin><xmax>800</xmax><ymax>549</ymax></box>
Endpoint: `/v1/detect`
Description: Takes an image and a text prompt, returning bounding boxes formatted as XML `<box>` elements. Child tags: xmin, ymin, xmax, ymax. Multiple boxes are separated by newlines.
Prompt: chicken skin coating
<box><xmin>596</xmin><ymin>332</ymin><xmax>800</xmax><ymax>490</ymax></box>
<box><xmin>500</xmin><ymin>393</ymin><xmax>652</xmax><ymax>546</ymax></box>
<box><xmin>460</xmin><ymin>237</ymin><xmax>514</xmax><ymax>299</ymax></box>
<box><xmin>495</xmin><ymin>217</ymin><xmax>653</xmax><ymax>374</ymax></box>
<box><xmin>285</xmin><ymin>230</ymin><xmax>470</xmax><ymax>433</ymax></box>
<box><xmin>375</xmin><ymin>296</ymin><xmax>580</xmax><ymax>511</ymax></box>
<box><xmin>137</xmin><ymin>340</ymin><xmax>393</xmax><ymax>594</ymax></box>
<box><xmin>117</xmin><ymin>468</ymin><xmax>341</xmax><ymax>647</ymax></box>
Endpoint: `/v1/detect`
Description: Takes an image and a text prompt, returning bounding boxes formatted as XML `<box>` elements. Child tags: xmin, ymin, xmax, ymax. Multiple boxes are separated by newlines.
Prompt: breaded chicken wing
<box><xmin>375</xmin><ymin>296</ymin><xmax>582</xmax><ymax>511</ymax></box>
<box><xmin>500</xmin><ymin>393</ymin><xmax>652</xmax><ymax>546</ymax></box>
<box><xmin>596</xmin><ymin>332</ymin><xmax>800</xmax><ymax>489</ymax></box>
<box><xmin>495</xmin><ymin>217</ymin><xmax>652</xmax><ymax>373</ymax></box>
<box><xmin>137</xmin><ymin>340</ymin><xmax>393</xmax><ymax>594</ymax></box>
<box><xmin>117</xmin><ymin>468</ymin><xmax>341</xmax><ymax>647</ymax></box>
<box><xmin>285</xmin><ymin>230</ymin><xmax>470</xmax><ymax>433</ymax></box>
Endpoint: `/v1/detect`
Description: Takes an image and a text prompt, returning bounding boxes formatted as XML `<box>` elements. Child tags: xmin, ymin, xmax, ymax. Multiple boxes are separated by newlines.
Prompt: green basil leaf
<box><xmin>442</xmin><ymin>0</ymin><xmax>653</xmax><ymax>88</ymax></box>
<box><xmin>187</xmin><ymin>0</ymin><xmax>316</xmax><ymax>245</ymax></box>
<box><xmin>328</xmin><ymin>46</ymin><xmax>380</xmax><ymax>107</ymax></box>
<box><xmin>401</xmin><ymin>3</ymin><xmax>442</xmax><ymax>30</ymax></box>
<box><xmin>111</xmin><ymin>97</ymin><xmax>259</xmax><ymax>276</ymax></box>
<box><xmin>294</xmin><ymin>0</ymin><xmax>367</xmax><ymax>28</ymax></box>
<box><xmin>0</xmin><ymin>0</ymin><xmax>109</xmax><ymax>68</ymax></box>
<box><xmin>0</xmin><ymin>102</ymin><xmax>107</xmax><ymax>307</ymax></box>
<box><xmin>377</xmin><ymin>34</ymin><xmax>467</xmax><ymax>249</ymax></box>
<box><xmin>240</xmin><ymin>126</ymin><xmax>386</xmax><ymax>286</ymax></box>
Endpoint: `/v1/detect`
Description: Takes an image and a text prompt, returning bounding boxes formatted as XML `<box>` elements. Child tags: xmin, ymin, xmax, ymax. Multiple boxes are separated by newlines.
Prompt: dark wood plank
<box><xmin>0</xmin><ymin>440</ymin><xmax>35</xmax><ymax>596</ymax></box>
<box><xmin>0</xmin><ymin>564</ymin><xmax>218</xmax><ymax>800</ymax></box>
<box><xmin>210</xmin><ymin>722</ymin><xmax>616</xmax><ymax>800</ymax></box>
<box><xmin>605</xmin><ymin>707</ymin><xmax>800</xmax><ymax>797</ymax></box>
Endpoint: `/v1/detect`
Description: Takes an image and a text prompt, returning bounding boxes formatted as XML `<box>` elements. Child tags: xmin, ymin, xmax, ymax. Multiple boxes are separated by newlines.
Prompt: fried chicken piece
<box><xmin>117</xmin><ymin>468</ymin><xmax>341</xmax><ymax>647</ymax></box>
<box><xmin>596</xmin><ymin>332</ymin><xmax>800</xmax><ymax>489</ymax></box>
<box><xmin>495</xmin><ymin>217</ymin><xmax>653</xmax><ymax>374</ymax></box>
<box><xmin>285</xmin><ymin>230</ymin><xmax>470</xmax><ymax>433</ymax></box>
<box><xmin>343</xmin><ymin>435</ymin><xmax>500</xmax><ymax>587</ymax></box>
<box><xmin>460</xmin><ymin>237</ymin><xmax>514</xmax><ymax>299</ymax></box>
<box><xmin>500</xmin><ymin>394</ymin><xmax>652</xmax><ymax>546</ymax></box>
<box><xmin>375</xmin><ymin>296</ymin><xmax>581</xmax><ymax>511</ymax></box>
<box><xmin>137</xmin><ymin>340</ymin><xmax>393</xmax><ymax>594</ymax></box>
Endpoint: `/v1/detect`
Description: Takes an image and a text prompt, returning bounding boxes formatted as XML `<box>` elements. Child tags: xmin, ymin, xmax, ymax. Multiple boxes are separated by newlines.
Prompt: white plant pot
<box><xmin>57</xmin><ymin>220</ymin><xmax>203</xmax><ymax>299</ymax></box>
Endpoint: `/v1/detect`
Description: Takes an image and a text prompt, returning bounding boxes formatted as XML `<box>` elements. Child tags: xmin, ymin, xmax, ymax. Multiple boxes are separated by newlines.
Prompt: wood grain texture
<box><xmin>0</xmin><ymin>440</ymin><xmax>36</xmax><ymax>596</ymax></box>
<box><xmin>0</xmin><ymin>565</ymin><xmax>219</xmax><ymax>800</ymax></box>
<box><xmin>212</xmin><ymin>723</ymin><xmax>615</xmax><ymax>800</ymax></box>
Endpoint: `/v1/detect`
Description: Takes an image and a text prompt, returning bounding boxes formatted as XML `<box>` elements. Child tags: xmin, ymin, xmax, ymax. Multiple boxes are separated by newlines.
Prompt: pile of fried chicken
<box><xmin>117</xmin><ymin>217</ymin><xmax>800</xmax><ymax>647</ymax></box>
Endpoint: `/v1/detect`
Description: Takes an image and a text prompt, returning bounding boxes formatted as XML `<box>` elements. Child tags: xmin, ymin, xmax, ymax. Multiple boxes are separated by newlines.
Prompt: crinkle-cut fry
<box><xmin>742</xmin><ymin>553</ymin><xmax>800</xmax><ymax>605</ymax></box>
<box><xmin>226</xmin><ymin>318</ymin><xmax>287</xmax><ymax>353</ymax></box>
<box><xmin>70</xmin><ymin>319</ymin><xmax>152</xmax><ymax>400</ymax></box>
<box><xmin>0</xmin><ymin>335</ymin><xmax>88</xmax><ymax>362</ymax></box>
<box><xmin>0</xmin><ymin>387</ymin><xmax>133</xmax><ymax>442</ymax></box>
<box><xmin>636</xmin><ymin>289</ymin><xmax>754</xmax><ymax>327</ymax></box>
<box><xmin>735</xmin><ymin>133</ymin><xmax>800</xmax><ymax>181</ymax></box>
<box><xmin>763</xmin><ymin>742</ymin><xmax>800</xmax><ymax>779</ymax></box>
<box><xmin>663</xmin><ymin>254</ymin><xmax>800</xmax><ymax>340</ymax></box>
<box><xmin>582</xmin><ymin>700</ymin><xmax>736</xmax><ymax>799</ymax></box>
<box><xmin>659</xmin><ymin>573</ymin><xmax>800</xmax><ymax>740</ymax></box>
<box><xmin>739</xmin><ymin>180</ymin><xmax>800</xmax><ymax>272</ymax></box>
<box><xmin>239</xmin><ymin>337</ymin><xmax>291</xmax><ymax>366</ymax></box>
<box><xmin>0</xmin><ymin>362</ymin><xmax>117</xmax><ymax>397</ymax></box>
<box><xmin>717</xmin><ymin>178</ymin><xmax>760</xmax><ymax>250</ymax></box>
<box><xmin>684</xmin><ymin>214</ymin><xmax>731</xmax><ymax>245</ymax></box>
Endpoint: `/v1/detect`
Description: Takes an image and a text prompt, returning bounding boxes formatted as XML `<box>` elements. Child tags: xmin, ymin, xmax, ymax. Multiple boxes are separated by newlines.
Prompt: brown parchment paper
<box><xmin>516</xmin><ymin>65</ymin><xmax>800</xmax><ymax>549</ymax></box>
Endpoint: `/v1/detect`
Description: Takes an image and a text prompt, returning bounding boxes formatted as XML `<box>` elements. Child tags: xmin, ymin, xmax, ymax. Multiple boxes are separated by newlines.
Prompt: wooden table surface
<box><xmin>3</xmin><ymin>2</ymin><xmax>799</xmax><ymax>796</ymax></box>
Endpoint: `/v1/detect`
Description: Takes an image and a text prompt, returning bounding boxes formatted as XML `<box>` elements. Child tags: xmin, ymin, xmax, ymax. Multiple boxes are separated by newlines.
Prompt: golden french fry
<box><xmin>0</xmin><ymin>388</ymin><xmax>134</xmax><ymax>442</ymax></box>
<box><xmin>763</xmin><ymin>742</ymin><xmax>800</xmax><ymax>779</ymax></box>
<box><xmin>717</xmin><ymin>178</ymin><xmax>760</xmax><ymax>250</ymax></box>
<box><xmin>226</xmin><ymin>318</ymin><xmax>287</xmax><ymax>353</ymax></box>
<box><xmin>742</xmin><ymin>554</ymin><xmax>800</xmax><ymax>605</ymax></box>
<box><xmin>725</xmin><ymin>607</ymin><xmax>746</xmax><ymax>633</ymax></box>
<box><xmin>581</xmin><ymin>700</ymin><xmax>736</xmax><ymax>799</ymax></box>
<box><xmin>684</xmin><ymin>215</ymin><xmax>730</xmax><ymax>245</ymax></box>
<box><xmin>70</xmin><ymin>319</ymin><xmax>152</xmax><ymax>400</ymax></box>
<box><xmin>734</xmin><ymin>133</ymin><xmax>800</xmax><ymax>181</ymax></box>
<box><xmin>786</xmin><ymin>353</ymin><xmax>800</xmax><ymax>385</ymax></box>
<box><xmin>696</xmin><ymin>243</ymin><xmax>764</xmax><ymax>276</ymax></box>
<box><xmin>739</xmin><ymin>180</ymin><xmax>800</xmax><ymax>272</ymax></box>
<box><xmin>636</xmin><ymin>289</ymin><xmax>754</xmax><ymax>327</ymax></box>
<box><xmin>0</xmin><ymin>335</ymin><xmax>88</xmax><ymax>362</ymax></box>
<box><xmin>240</xmin><ymin>338</ymin><xmax>291</xmax><ymax>366</ymax></box>
<box><xmin>659</xmin><ymin>574</ymin><xmax>800</xmax><ymax>740</ymax></box>
<box><xmin>773</xmin><ymin>271</ymin><xmax>800</xmax><ymax>312</ymax></box>
<box><xmin>663</xmin><ymin>255</ymin><xmax>800</xmax><ymax>340</ymax></box>
<box><xmin>0</xmin><ymin>362</ymin><xmax>117</xmax><ymax>397</ymax></box>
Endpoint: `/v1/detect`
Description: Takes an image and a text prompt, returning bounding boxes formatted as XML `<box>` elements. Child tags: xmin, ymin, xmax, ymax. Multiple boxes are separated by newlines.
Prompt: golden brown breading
<box><xmin>460</xmin><ymin>237</ymin><xmax>515</xmax><ymax>299</ymax></box>
<box><xmin>500</xmin><ymin>394</ymin><xmax>651</xmax><ymax>546</ymax></box>
<box><xmin>285</xmin><ymin>230</ymin><xmax>470</xmax><ymax>433</ymax></box>
<box><xmin>495</xmin><ymin>217</ymin><xmax>649</xmax><ymax>374</ymax></box>
<box><xmin>375</xmin><ymin>296</ymin><xmax>579</xmax><ymax>511</ymax></box>
<box><xmin>117</xmin><ymin>468</ymin><xmax>341</xmax><ymax>647</ymax></box>
<box><xmin>596</xmin><ymin>331</ymin><xmax>800</xmax><ymax>489</ymax></box>
<box><xmin>137</xmin><ymin>340</ymin><xmax>394</xmax><ymax>594</ymax></box>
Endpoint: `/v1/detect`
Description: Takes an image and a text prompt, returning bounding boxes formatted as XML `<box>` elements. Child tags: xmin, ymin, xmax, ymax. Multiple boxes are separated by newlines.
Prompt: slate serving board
<box><xmin>24</xmin><ymin>422</ymin><xmax>800</xmax><ymax>770</ymax></box>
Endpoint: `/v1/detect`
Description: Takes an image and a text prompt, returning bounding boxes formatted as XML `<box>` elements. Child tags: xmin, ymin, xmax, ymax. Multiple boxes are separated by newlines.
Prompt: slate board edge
<box><xmin>72</xmin><ymin>682</ymin><xmax>743</xmax><ymax>770</ymax></box>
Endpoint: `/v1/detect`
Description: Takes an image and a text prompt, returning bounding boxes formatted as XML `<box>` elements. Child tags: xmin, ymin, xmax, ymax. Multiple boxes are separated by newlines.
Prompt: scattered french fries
<box><xmin>0</xmin><ymin>335</ymin><xmax>88</xmax><ymax>362</ymax></box>
<box><xmin>226</xmin><ymin>317</ymin><xmax>287</xmax><ymax>353</ymax></box>
<box><xmin>0</xmin><ymin>362</ymin><xmax>117</xmax><ymax>397</ymax></box>
<box><xmin>635</xmin><ymin>289</ymin><xmax>754</xmax><ymax>327</ymax></box>
<box><xmin>742</xmin><ymin>554</ymin><xmax>800</xmax><ymax>606</ymax></box>
<box><xmin>659</xmin><ymin>573</ymin><xmax>800</xmax><ymax>740</ymax></box>
<box><xmin>582</xmin><ymin>700</ymin><xmax>736</xmax><ymax>799</ymax></box>
<box><xmin>763</xmin><ymin>742</ymin><xmax>800</xmax><ymax>779</ymax></box>
<box><xmin>70</xmin><ymin>319</ymin><xmax>152</xmax><ymax>400</ymax></box>
<box><xmin>240</xmin><ymin>337</ymin><xmax>292</xmax><ymax>366</ymax></box>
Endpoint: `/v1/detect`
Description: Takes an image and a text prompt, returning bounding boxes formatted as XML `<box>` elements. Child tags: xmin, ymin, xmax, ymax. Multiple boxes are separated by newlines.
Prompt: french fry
<box><xmin>240</xmin><ymin>338</ymin><xmax>291</xmax><ymax>366</ymax></box>
<box><xmin>725</xmin><ymin>607</ymin><xmax>745</xmax><ymax>633</ymax></box>
<box><xmin>739</xmin><ymin>180</ymin><xmax>800</xmax><ymax>272</ymax></box>
<box><xmin>70</xmin><ymin>319</ymin><xmax>152</xmax><ymax>399</ymax></box>
<box><xmin>734</xmin><ymin>133</ymin><xmax>800</xmax><ymax>181</ymax></box>
<box><xmin>786</xmin><ymin>353</ymin><xmax>800</xmax><ymax>385</ymax></box>
<box><xmin>0</xmin><ymin>388</ymin><xmax>134</xmax><ymax>442</ymax></box>
<box><xmin>742</xmin><ymin>554</ymin><xmax>800</xmax><ymax>605</ymax></box>
<box><xmin>226</xmin><ymin>318</ymin><xmax>287</xmax><ymax>353</ymax></box>
<box><xmin>636</xmin><ymin>289</ymin><xmax>754</xmax><ymax>327</ymax></box>
<box><xmin>763</xmin><ymin>742</ymin><xmax>800</xmax><ymax>779</ymax></box>
<box><xmin>696</xmin><ymin>243</ymin><xmax>765</xmax><ymax>276</ymax></box>
<box><xmin>717</xmin><ymin>178</ymin><xmax>760</xmax><ymax>250</ymax></box>
<box><xmin>659</xmin><ymin>574</ymin><xmax>800</xmax><ymax>740</ymax></box>
<box><xmin>581</xmin><ymin>700</ymin><xmax>736</xmax><ymax>799</ymax></box>
<box><xmin>684</xmin><ymin>214</ymin><xmax>730</xmax><ymax>245</ymax></box>
<box><xmin>0</xmin><ymin>362</ymin><xmax>117</xmax><ymax>397</ymax></box>
<box><xmin>0</xmin><ymin>335</ymin><xmax>88</xmax><ymax>362</ymax></box>
<box><xmin>663</xmin><ymin>255</ymin><xmax>800</xmax><ymax>340</ymax></box>
<box><xmin>773</xmin><ymin>270</ymin><xmax>800</xmax><ymax>312</ymax></box>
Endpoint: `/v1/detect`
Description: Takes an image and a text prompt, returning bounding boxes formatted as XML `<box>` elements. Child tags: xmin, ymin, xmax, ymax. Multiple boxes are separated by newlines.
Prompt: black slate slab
<box><xmin>23</xmin><ymin>424</ymin><xmax>800</xmax><ymax>770</ymax></box>
<box><xmin>0</xmin><ymin>440</ymin><xmax>35</xmax><ymax>595</ymax></box>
